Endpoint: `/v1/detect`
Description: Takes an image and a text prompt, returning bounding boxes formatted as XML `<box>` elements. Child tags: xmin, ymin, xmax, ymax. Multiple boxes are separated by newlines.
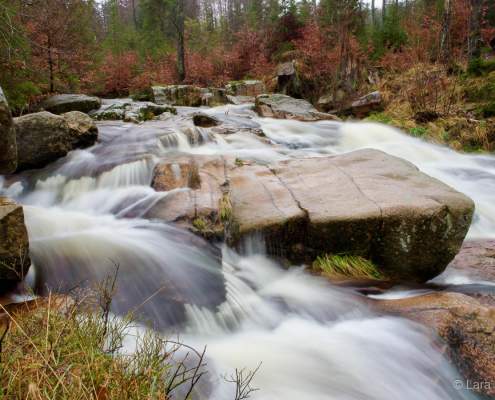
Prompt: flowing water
<box><xmin>2</xmin><ymin>102</ymin><xmax>494</xmax><ymax>399</ymax></box>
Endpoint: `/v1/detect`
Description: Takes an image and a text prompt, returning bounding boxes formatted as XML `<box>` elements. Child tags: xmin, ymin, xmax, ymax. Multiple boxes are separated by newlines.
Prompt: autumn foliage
<box><xmin>1</xmin><ymin>0</ymin><xmax>494</xmax><ymax>109</ymax></box>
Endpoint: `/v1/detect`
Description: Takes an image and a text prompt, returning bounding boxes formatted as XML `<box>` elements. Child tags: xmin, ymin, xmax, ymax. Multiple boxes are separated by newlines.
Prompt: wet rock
<box><xmin>192</xmin><ymin>112</ymin><xmax>221</xmax><ymax>127</ymax></box>
<box><xmin>226</xmin><ymin>95</ymin><xmax>255</xmax><ymax>105</ymax></box>
<box><xmin>276</xmin><ymin>61</ymin><xmax>302</xmax><ymax>98</ymax></box>
<box><xmin>147</xmin><ymin>155</ymin><xmax>230</xmax><ymax>239</ymax></box>
<box><xmin>255</xmin><ymin>94</ymin><xmax>340</xmax><ymax>121</ymax></box>
<box><xmin>41</xmin><ymin>94</ymin><xmax>101</xmax><ymax>114</ymax></box>
<box><xmin>202</xmin><ymin>88</ymin><xmax>229</xmax><ymax>106</ymax></box>
<box><xmin>226</xmin><ymin>80</ymin><xmax>266</xmax><ymax>97</ymax></box>
<box><xmin>149</xmin><ymin>150</ymin><xmax>473</xmax><ymax>282</ymax></box>
<box><xmin>0</xmin><ymin>87</ymin><xmax>17</xmax><ymax>174</ymax></box>
<box><xmin>152</xmin><ymin>85</ymin><xmax>228</xmax><ymax>107</ymax></box>
<box><xmin>0</xmin><ymin>197</ymin><xmax>30</xmax><ymax>287</ymax></box>
<box><xmin>91</xmin><ymin>101</ymin><xmax>175</xmax><ymax>123</ymax></box>
<box><xmin>375</xmin><ymin>292</ymin><xmax>495</xmax><ymax>397</ymax></box>
<box><xmin>62</xmin><ymin>111</ymin><xmax>98</xmax><ymax>148</ymax></box>
<box><xmin>445</xmin><ymin>240</ymin><xmax>495</xmax><ymax>281</ymax></box>
<box><xmin>316</xmin><ymin>90</ymin><xmax>346</xmax><ymax>113</ymax></box>
<box><xmin>152</xmin><ymin>85</ymin><xmax>206</xmax><ymax>107</ymax></box>
<box><xmin>14</xmin><ymin>111</ymin><xmax>98</xmax><ymax>171</ymax></box>
<box><xmin>348</xmin><ymin>91</ymin><xmax>383</xmax><ymax>117</ymax></box>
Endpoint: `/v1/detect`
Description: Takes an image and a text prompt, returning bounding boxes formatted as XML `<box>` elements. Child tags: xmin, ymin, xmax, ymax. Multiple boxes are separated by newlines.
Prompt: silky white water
<box><xmin>2</xmin><ymin>102</ymin><xmax>490</xmax><ymax>399</ymax></box>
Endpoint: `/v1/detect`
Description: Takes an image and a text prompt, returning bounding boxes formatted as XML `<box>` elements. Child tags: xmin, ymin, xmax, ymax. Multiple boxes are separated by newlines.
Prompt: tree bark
<box><xmin>382</xmin><ymin>0</ymin><xmax>387</xmax><ymax>23</ymax></box>
<box><xmin>371</xmin><ymin>0</ymin><xmax>375</xmax><ymax>25</ymax></box>
<box><xmin>131</xmin><ymin>0</ymin><xmax>137</xmax><ymax>28</ymax></box>
<box><xmin>47</xmin><ymin>34</ymin><xmax>54</xmax><ymax>93</ymax></box>
<box><xmin>468</xmin><ymin>0</ymin><xmax>483</xmax><ymax>61</ymax></box>
<box><xmin>176</xmin><ymin>0</ymin><xmax>186</xmax><ymax>82</ymax></box>
<box><xmin>440</xmin><ymin>0</ymin><xmax>452</xmax><ymax>64</ymax></box>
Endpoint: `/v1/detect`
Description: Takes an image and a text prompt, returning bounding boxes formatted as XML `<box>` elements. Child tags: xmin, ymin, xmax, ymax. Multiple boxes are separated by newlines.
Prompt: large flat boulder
<box><xmin>14</xmin><ymin>111</ymin><xmax>98</xmax><ymax>171</ymax></box>
<box><xmin>149</xmin><ymin>149</ymin><xmax>473</xmax><ymax>282</ymax></box>
<box><xmin>41</xmin><ymin>94</ymin><xmax>101</xmax><ymax>114</ymax></box>
<box><xmin>0</xmin><ymin>197</ymin><xmax>30</xmax><ymax>286</ymax></box>
<box><xmin>375</xmin><ymin>292</ymin><xmax>495</xmax><ymax>397</ymax></box>
<box><xmin>0</xmin><ymin>87</ymin><xmax>17</xmax><ymax>174</ymax></box>
<box><xmin>229</xmin><ymin>149</ymin><xmax>474</xmax><ymax>282</ymax></box>
<box><xmin>255</xmin><ymin>94</ymin><xmax>339</xmax><ymax>121</ymax></box>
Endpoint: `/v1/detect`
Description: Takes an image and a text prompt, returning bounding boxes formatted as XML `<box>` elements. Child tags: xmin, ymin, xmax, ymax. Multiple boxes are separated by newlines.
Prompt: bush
<box><xmin>480</xmin><ymin>102</ymin><xmax>495</xmax><ymax>118</ymax></box>
<box><xmin>467</xmin><ymin>58</ymin><xmax>495</xmax><ymax>77</ymax></box>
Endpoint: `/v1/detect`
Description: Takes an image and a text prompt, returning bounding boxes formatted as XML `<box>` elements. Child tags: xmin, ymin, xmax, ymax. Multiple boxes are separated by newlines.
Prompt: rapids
<box><xmin>2</xmin><ymin>102</ymin><xmax>491</xmax><ymax>399</ymax></box>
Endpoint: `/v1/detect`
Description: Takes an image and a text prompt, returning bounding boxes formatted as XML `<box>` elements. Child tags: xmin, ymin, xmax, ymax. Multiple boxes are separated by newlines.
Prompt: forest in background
<box><xmin>1</xmin><ymin>0</ymin><xmax>495</xmax><ymax>112</ymax></box>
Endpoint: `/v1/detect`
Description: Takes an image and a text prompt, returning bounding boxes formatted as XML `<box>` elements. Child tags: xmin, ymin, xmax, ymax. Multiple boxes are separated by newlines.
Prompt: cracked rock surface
<box><xmin>149</xmin><ymin>149</ymin><xmax>474</xmax><ymax>282</ymax></box>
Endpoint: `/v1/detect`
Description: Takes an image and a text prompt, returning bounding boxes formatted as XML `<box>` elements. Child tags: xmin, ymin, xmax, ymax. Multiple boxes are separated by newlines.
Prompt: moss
<box><xmin>313</xmin><ymin>254</ymin><xmax>383</xmax><ymax>280</ymax></box>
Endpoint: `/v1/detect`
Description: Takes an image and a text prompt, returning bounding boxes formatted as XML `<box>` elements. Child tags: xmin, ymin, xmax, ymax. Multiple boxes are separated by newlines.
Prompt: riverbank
<box><xmin>363</xmin><ymin>62</ymin><xmax>495</xmax><ymax>153</ymax></box>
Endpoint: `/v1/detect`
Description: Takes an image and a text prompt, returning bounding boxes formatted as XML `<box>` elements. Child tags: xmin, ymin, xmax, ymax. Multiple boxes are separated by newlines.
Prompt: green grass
<box><xmin>313</xmin><ymin>254</ymin><xmax>383</xmax><ymax>280</ymax></box>
<box><xmin>365</xmin><ymin>112</ymin><xmax>393</xmax><ymax>124</ymax></box>
<box><xmin>409</xmin><ymin>126</ymin><xmax>428</xmax><ymax>137</ymax></box>
<box><xmin>192</xmin><ymin>216</ymin><xmax>208</xmax><ymax>231</ymax></box>
<box><xmin>219</xmin><ymin>193</ymin><xmax>232</xmax><ymax>223</ymax></box>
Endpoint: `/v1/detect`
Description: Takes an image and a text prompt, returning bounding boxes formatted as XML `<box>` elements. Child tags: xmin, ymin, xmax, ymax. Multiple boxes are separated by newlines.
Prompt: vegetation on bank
<box><xmin>0</xmin><ymin>288</ymin><xmax>209</xmax><ymax>399</ymax></box>
<box><xmin>364</xmin><ymin>61</ymin><xmax>495</xmax><ymax>153</ymax></box>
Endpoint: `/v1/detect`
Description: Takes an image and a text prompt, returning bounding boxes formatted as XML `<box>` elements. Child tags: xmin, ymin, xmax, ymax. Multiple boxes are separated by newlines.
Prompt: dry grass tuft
<box><xmin>0</xmin><ymin>291</ymin><xmax>207</xmax><ymax>399</ymax></box>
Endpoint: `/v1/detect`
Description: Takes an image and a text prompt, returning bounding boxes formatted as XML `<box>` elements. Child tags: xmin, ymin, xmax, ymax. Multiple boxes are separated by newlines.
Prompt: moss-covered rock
<box><xmin>41</xmin><ymin>94</ymin><xmax>101</xmax><ymax>114</ymax></box>
<box><xmin>0</xmin><ymin>197</ymin><xmax>30</xmax><ymax>288</ymax></box>
<box><xmin>14</xmin><ymin>111</ymin><xmax>98</xmax><ymax>171</ymax></box>
<box><xmin>0</xmin><ymin>86</ymin><xmax>17</xmax><ymax>174</ymax></box>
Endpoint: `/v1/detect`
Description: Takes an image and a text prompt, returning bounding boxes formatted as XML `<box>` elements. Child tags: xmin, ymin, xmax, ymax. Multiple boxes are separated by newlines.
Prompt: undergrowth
<box><xmin>313</xmin><ymin>254</ymin><xmax>383</xmax><ymax>280</ymax></box>
<box><xmin>0</xmin><ymin>287</ymin><xmax>208</xmax><ymax>399</ymax></box>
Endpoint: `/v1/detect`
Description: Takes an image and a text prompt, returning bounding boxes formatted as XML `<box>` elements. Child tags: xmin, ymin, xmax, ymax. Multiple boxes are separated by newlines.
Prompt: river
<box><xmin>2</xmin><ymin>102</ymin><xmax>493</xmax><ymax>399</ymax></box>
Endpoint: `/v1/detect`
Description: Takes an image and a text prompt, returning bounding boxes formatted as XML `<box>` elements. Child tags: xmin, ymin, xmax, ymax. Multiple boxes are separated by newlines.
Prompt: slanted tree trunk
<box><xmin>468</xmin><ymin>0</ymin><xmax>483</xmax><ymax>61</ymax></box>
<box><xmin>176</xmin><ymin>0</ymin><xmax>186</xmax><ymax>82</ymax></box>
<box><xmin>440</xmin><ymin>0</ymin><xmax>452</xmax><ymax>64</ymax></box>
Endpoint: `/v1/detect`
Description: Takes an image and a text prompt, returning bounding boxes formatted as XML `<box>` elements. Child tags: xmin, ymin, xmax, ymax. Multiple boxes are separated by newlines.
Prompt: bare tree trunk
<box><xmin>382</xmin><ymin>0</ymin><xmax>387</xmax><ymax>23</ymax></box>
<box><xmin>131</xmin><ymin>0</ymin><xmax>137</xmax><ymax>28</ymax></box>
<box><xmin>468</xmin><ymin>0</ymin><xmax>483</xmax><ymax>61</ymax></box>
<box><xmin>371</xmin><ymin>0</ymin><xmax>375</xmax><ymax>25</ymax></box>
<box><xmin>47</xmin><ymin>35</ymin><xmax>54</xmax><ymax>93</ymax></box>
<box><xmin>440</xmin><ymin>0</ymin><xmax>452</xmax><ymax>64</ymax></box>
<box><xmin>176</xmin><ymin>0</ymin><xmax>186</xmax><ymax>82</ymax></box>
